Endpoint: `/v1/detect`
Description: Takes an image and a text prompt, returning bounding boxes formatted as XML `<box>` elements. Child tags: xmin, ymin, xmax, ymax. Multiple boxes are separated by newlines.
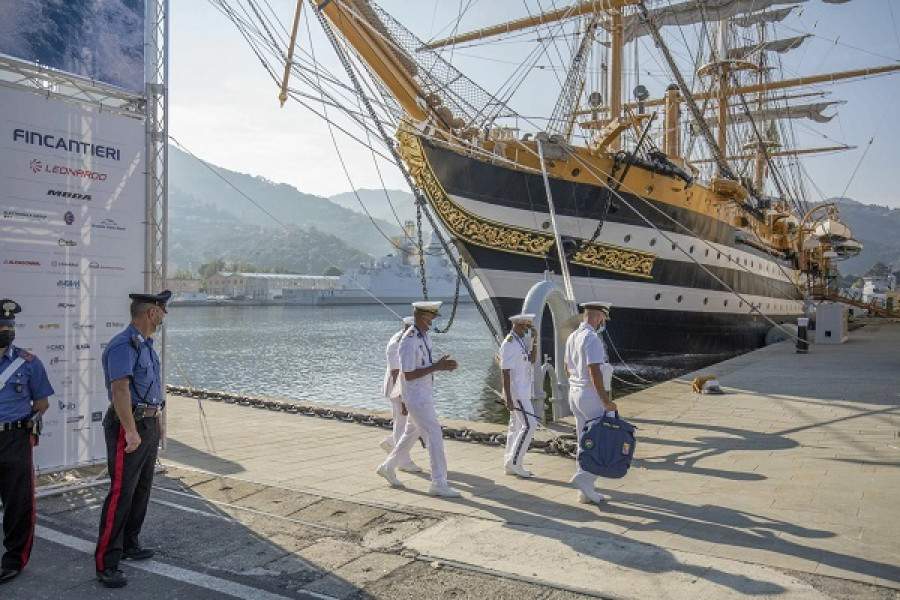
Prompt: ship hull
<box><xmin>409</xmin><ymin>137</ymin><xmax>804</xmax><ymax>359</ymax></box>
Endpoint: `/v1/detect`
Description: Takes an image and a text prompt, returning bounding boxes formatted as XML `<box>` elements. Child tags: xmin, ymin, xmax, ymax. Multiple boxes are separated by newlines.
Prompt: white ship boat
<box><xmin>283</xmin><ymin>223</ymin><xmax>471</xmax><ymax>306</ymax></box>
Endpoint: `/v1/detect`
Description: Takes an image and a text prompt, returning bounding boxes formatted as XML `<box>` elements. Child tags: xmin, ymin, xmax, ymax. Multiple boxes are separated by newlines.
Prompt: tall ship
<box><xmin>284</xmin><ymin>222</ymin><xmax>471</xmax><ymax>305</ymax></box>
<box><xmin>219</xmin><ymin>0</ymin><xmax>892</xmax><ymax>357</ymax></box>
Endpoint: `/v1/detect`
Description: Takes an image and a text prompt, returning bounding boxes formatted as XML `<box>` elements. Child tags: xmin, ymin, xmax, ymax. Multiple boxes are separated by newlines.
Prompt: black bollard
<box><xmin>796</xmin><ymin>317</ymin><xmax>809</xmax><ymax>353</ymax></box>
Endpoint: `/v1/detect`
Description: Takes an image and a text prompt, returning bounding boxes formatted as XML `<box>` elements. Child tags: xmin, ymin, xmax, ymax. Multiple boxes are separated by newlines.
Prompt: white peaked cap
<box><xmin>508</xmin><ymin>313</ymin><xmax>536</xmax><ymax>324</ymax></box>
<box><xmin>579</xmin><ymin>301</ymin><xmax>612</xmax><ymax>319</ymax></box>
<box><xmin>402</xmin><ymin>316</ymin><xmax>415</xmax><ymax>326</ymax></box>
<box><xmin>412</xmin><ymin>300</ymin><xmax>442</xmax><ymax>315</ymax></box>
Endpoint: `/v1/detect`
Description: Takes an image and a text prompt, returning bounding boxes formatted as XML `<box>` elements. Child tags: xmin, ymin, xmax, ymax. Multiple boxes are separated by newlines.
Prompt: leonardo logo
<box><xmin>29</xmin><ymin>158</ymin><xmax>107</xmax><ymax>181</ymax></box>
<box><xmin>30</xmin><ymin>159</ymin><xmax>42</xmax><ymax>173</ymax></box>
<box><xmin>3</xmin><ymin>259</ymin><xmax>40</xmax><ymax>266</ymax></box>
<box><xmin>57</xmin><ymin>279</ymin><xmax>80</xmax><ymax>288</ymax></box>
<box><xmin>47</xmin><ymin>189</ymin><xmax>92</xmax><ymax>201</ymax></box>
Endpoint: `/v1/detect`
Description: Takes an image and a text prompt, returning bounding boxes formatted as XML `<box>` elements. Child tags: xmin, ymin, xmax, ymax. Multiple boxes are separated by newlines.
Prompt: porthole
<box><xmin>541</xmin><ymin>221</ymin><xmax>551</xmax><ymax>229</ymax></box>
<box><xmin>724</xmin><ymin>300</ymin><xmax>729</xmax><ymax>307</ymax></box>
<box><xmin>689</xmin><ymin>246</ymin><xmax>694</xmax><ymax>253</ymax></box>
<box><xmin>705</xmin><ymin>249</ymin><xmax>709</xmax><ymax>257</ymax></box>
<box><xmin>717</xmin><ymin>252</ymin><xmax>721</xmax><ymax>259</ymax></box>
<box><xmin>739</xmin><ymin>301</ymin><xmax>743</xmax><ymax>308</ymax></box>
<box><xmin>571</xmin><ymin>168</ymin><xmax>581</xmax><ymax>177</ymax></box>
<box><xmin>650</xmin><ymin>238</ymin><xmax>657</xmax><ymax>246</ymax></box>
<box><xmin>624</xmin><ymin>234</ymin><xmax>632</xmax><ymax>243</ymax></box>
<box><xmin>703</xmin><ymin>298</ymin><xmax>709</xmax><ymax>305</ymax></box>
<box><xmin>654</xmin><ymin>293</ymin><xmax>661</xmax><ymax>301</ymax></box>
<box><xmin>677</xmin><ymin>295</ymin><xmax>683</xmax><ymax>303</ymax></box>
<box><xmin>672</xmin><ymin>243</ymin><xmax>677</xmax><ymax>251</ymax></box>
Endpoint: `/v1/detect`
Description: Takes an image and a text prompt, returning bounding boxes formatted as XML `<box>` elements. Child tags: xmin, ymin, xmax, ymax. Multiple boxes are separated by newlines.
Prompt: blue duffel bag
<box><xmin>577</xmin><ymin>412</ymin><xmax>637</xmax><ymax>478</ymax></box>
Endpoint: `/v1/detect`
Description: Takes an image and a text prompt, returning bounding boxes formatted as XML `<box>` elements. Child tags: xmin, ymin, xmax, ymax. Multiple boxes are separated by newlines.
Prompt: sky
<box><xmin>169</xmin><ymin>0</ymin><xmax>900</xmax><ymax>209</ymax></box>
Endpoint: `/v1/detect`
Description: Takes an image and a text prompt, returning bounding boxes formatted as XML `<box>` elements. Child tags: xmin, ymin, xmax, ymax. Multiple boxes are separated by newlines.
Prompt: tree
<box><xmin>198</xmin><ymin>258</ymin><xmax>226</xmax><ymax>279</ymax></box>
<box><xmin>172</xmin><ymin>267</ymin><xmax>193</xmax><ymax>280</ymax></box>
<box><xmin>323</xmin><ymin>266</ymin><xmax>343</xmax><ymax>276</ymax></box>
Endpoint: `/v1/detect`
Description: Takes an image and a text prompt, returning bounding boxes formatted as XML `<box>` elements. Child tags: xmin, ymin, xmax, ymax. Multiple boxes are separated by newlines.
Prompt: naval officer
<box><xmin>501</xmin><ymin>313</ymin><xmax>538</xmax><ymax>478</ymax></box>
<box><xmin>564</xmin><ymin>301</ymin><xmax>617</xmax><ymax>505</ymax></box>
<box><xmin>376</xmin><ymin>301</ymin><xmax>461</xmax><ymax>497</ymax></box>
<box><xmin>379</xmin><ymin>316</ymin><xmax>421</xmax><ymax>472</ymax></box>
<box><xmin>95</xmin><ymin>290</ymin><xmax>170</xmax><ymax>588</ymax></box>
<box><xmin>0</xmin><ymin>299</ymin><xmax>53</xmax><ymax>584</ymax></box>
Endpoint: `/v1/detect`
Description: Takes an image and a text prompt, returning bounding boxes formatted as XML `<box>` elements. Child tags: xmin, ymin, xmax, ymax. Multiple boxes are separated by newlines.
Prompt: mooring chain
<box><xmin>166</xmin><ymin>385</ymin><xmax>580</xmax><ymax>458</ymax></box>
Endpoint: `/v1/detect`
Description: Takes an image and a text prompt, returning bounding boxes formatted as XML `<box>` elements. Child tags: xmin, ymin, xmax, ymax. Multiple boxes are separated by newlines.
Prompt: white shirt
<box><xmin>381</xmin><ymin>328</ymin><xmax>405</xmax><ymax>399</ymax></box>
<box><xmin>398</xmin><ymin>326</ymin><xmax>434</xmax><ymax>406</ymax></box>
<box><xmin>499</xmin><ymin>332</ymin><xmax>533</xmax><ymax>401</ymax></box>
<box><xmin>564</xmin><ymin>322</ymin><xmax>608</xmax><ymax>387</ymax></box>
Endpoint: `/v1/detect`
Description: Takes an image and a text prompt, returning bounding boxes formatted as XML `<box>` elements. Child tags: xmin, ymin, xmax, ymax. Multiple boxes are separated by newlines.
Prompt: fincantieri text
<box><xmin>13</xmin><ymin>128</ymin><xmax>121</xmax><ymax>161</ymax></box>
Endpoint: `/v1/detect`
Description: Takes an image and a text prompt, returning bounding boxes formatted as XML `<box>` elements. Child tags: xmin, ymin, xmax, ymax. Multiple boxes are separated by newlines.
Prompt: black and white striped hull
<box><xmin>417</xmin><ymin>139</ymin><xmax>805</xmax><ymax>359</ymax></box>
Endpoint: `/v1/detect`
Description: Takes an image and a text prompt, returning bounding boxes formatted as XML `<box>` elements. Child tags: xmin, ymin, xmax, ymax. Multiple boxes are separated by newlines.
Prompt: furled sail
<box><xmin>732</xmin><ymin>6</ymin><xmax>796</xmax><ymax>28</ymax></box>
<box><xmin>623</xmin><ymin>0</ymin><xmax>803</xmax><ymax>43</ymax></box>
<box><xmin>707</xmin><ymin>100</ymin><xmax>844</xmax><ymax>126</ymax></box>
<box><xmin>727</xmin><ymin>34</ymin><xmax>811</xmax><ymax>59</ymax></box>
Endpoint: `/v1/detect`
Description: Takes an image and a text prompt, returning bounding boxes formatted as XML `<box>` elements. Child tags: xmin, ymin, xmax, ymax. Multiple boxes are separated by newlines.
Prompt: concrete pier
<box><xmin>5</xmin><ymin>322</ymin><xmax>899</xmax><ymax>599</ymax></box>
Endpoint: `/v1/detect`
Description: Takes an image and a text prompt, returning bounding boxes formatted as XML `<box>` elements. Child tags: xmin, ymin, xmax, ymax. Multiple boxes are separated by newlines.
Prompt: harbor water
<box><xmin>164</xmin><ymin>304</ymin><xmax>726</xmax><ymax>423</ymax></box>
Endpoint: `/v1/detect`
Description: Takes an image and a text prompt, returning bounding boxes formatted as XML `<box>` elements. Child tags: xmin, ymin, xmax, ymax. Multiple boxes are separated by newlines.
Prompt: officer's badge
<box><xmin>584</xmin><ymin>439</ymin><xmax>594</xmax><ymax>449</ymax></box>
<box><xmin>14</xmin><ymin>383</ymin><xmax>24</xmax><ymax>394</ymax></box>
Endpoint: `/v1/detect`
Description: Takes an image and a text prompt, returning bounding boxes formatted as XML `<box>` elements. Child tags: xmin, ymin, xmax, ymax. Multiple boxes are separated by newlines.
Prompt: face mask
<box><xmin>0</xmin><ymin>330</ymin><xmax>14</xmax><ymax>348</ymax></box>
<box><xmin>596</xmin><ymin>324</ymin><xmax>606</xmax><ymax>334</ymax></box>
<box><xmin>522</xmin><ymin>331</ymin><xmax>532</xmax><ymax>346</ymax></box>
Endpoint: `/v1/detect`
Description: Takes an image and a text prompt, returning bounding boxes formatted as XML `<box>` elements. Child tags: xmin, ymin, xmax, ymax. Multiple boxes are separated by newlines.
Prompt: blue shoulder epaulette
<box><xmin>17</xmin><ymin>348</ymin><xmax>35</xmax><ymax>362</ymax></box>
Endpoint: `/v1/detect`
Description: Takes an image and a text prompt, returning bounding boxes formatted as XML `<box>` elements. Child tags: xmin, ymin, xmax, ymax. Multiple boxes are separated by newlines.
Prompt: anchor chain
<box><xmin>167</xmin><ymin>385</ymin><xmax>580</xmax><ymax>458</ymax></box>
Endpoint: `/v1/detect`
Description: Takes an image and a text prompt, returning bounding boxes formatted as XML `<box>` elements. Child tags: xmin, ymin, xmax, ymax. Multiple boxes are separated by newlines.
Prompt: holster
<box><xmin>25</xmin><ymin>411</ymin><xmax>43</xmax><ymax>445</ymax></box>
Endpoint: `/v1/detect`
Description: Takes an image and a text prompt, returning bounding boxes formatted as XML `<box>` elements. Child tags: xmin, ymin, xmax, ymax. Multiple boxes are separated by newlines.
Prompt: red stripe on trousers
<box><xmin>20</xmin><ymin>434</ymin><xmax>37</xmax><ymax>568</ymax></box>
<box><xmin>95</xmin><ymin>427</ymin><xmax>126</xmax><ymax>571</ymax></box>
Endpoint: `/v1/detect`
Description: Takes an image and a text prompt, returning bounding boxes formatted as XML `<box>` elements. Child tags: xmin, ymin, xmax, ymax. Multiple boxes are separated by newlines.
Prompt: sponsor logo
<box><xmin>39</xmin><ymin>323</ymin><xmax>60</xmax><ymax>330</ymax></box>
<box><xmin>88</xmin><ymin>261</ymin><xmax>126</xmax><ymax>271</ymax></box>
<box><xmin>77</xmin><ymin>357</ymin><xmax>96</xmax><ymax>362</ymax></box>
<box><xmin>92</xmin><ymin>218</ymin><xmax>125</xmax><ymax>231</ymax></box>
<box><xmin>57</xmin><ymin>302</ymin><xmax>76</xmax><ymax>309</ymax></box>
<box><xmin>75</xmin><ymin>343</ymin><xmax>90</xmax><ymax>350</ymax></box>
<box><xmin>48</xmin><ymin>357</ymin><xmax>68</xmax><ymax>365</ymax></box>
<box><xmin>14</xmin><ymin>323</ymin><xmax>26</xmax><ymax>329</ymax></box>
<box><xmin>57</xmin><ymin>400</ymin><xmax>77</xmax><ymax>411</ymax></box>
<box><xmin>60</xmin><ymin>376</ymin><xmax>73</xmax><ymax>386</ymax></box>
<box><xmin>92</xmin><ymin>411</ymin><xmax>103</xmax><ymax>422</ymax></box>
<box><xmin>105</xmin><ymin>321</ymin><xmax>125</xmax><ymax>328</ymax></box>
<box><xmin>47</xmin><ymin>189</ymin><xmax>92</xmax><ymax>201</ymax></box>
<box><xmin>58</xmin><ymin>238</ymin><xmax>77</xmax><ymax>247</ymax></box>
<box><xmin>15</xmin><ymin>129</ymin><xmax>121</xmax><ymax>161</ymax></box>
<box><xmin>51</xmin><ymin>260</ymin><xmax>78</xmax><ymax>268</ymax></box>
<box><xmin>89</xmin><ymin>261</ymin><xmax>100</xmax><ymax>268</ymax></box>
<box><xmin>66</xmin><ymin>415</ymin><xmax>85</xmax><ymax>424</ymax></box>
<box><xmin>57</xmin><ymin>279</ymin><xmax>80</xmax><ymax>288</ymax></box>
<box><xmin>30</xmin><ymin>159</ymin><xmax>108</xmax><ymax>181</ymax></box>
<box><xmin>46</xmin><ymin>344</ymin><xmax>65</xmax><ymax>352</ymax></box>
<box><xmin>64</xmin><ymin>211</ymin><xmax>75</xmax><ymax>225</ymax></box>
<box><xmin>72</xmin><ymin>323</ymin><xmax>94</xmax><ymax>330</ymax></box>
<box><xmin>3</xmin><ymin>209</ymin><xmax>47</xmax><ymax>221</ymax></box>
<box><xmin>100</xmin><ymin>342</ymin><xmax>109</xmax><ymax>349</ymax></box>
<box><xmin>2</xmin><ymin>259</ymin><xmax>41</xmax><ymax>266</ymax></box>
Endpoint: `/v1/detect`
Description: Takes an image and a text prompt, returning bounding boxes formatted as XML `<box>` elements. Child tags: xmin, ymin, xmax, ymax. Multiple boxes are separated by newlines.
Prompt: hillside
<box><xmin>168</xmin><ymin>146</ymin><xmax>401</xmax><ymax>258</ymax></box>
<box><xmin>328</xmin><ymin>188</ymin><xmax>418</xmax><ymax>226</ymax></box>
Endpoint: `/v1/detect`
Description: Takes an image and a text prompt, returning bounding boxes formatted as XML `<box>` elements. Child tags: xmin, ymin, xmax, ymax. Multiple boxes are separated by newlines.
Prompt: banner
<box><xmin>0</xmin><ymin>86</ymin><xmax>146</xmax><ymax>472</ymax></box>
<box><xmin>0</xmin><ymin>1</ymin><xmax>146</xmax><ymax>94</ymax></box>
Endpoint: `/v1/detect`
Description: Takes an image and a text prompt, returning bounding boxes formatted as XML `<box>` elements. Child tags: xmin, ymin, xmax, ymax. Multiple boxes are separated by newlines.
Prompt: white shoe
<box><xmin>504</xmin><ymin>463</ymin><xmax>534</xmax><ymax>478</ymax></box>
<box><xmin>570</xmin><ymin>472</ymin><xmax>596</xmax><ymax>497</ymax></box>
<box><xmin>376</xmin><ymin>464</ymin><xmax>404</xmax><ymax>488</ymax></box>
<box><xmin>428</xmin><ymin>483</ymin><xmax>462</xmax><ymax>498</ymax></box>
<box><xmin>578</xmin><ymin>490</ymin><xmax>610</xmax><ymax>504</ymax></box>
<box><xmin>398</xmin><ymin>461</ymin><xmax>423</xmax><ymax>473</ymax></box>
<box><xmin>379</xmin><ymin>439</ymin><xmax>394</xmax><ymax>453</ymax></box>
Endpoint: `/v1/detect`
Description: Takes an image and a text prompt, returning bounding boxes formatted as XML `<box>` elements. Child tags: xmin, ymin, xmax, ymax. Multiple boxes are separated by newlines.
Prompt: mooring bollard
<box><xmin>796</xmin><ymin>317</ymin><xmax>810</xmax><ymax>353</ymax></box>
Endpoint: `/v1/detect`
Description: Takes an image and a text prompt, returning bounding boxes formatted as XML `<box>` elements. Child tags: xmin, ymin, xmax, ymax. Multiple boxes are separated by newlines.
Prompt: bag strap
<box><xmin>0</xmin><ymin>357</ymin><xmax>26</xmax><ymax>387</ymax></box>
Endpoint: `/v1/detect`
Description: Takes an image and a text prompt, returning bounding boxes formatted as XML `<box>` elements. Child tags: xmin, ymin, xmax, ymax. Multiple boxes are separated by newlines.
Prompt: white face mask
<box><xmin>522</xmin><ymin>330</ymin><xmax>532</xmax><ymax>346</ymax></box>
<box><xmin>596</xmin><ymin>323</ymin><xmax>605</xmax><ymax>333</ymax></box>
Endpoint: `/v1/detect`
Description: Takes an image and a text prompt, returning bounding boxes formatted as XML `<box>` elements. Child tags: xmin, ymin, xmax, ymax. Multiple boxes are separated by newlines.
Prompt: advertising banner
<box><xmin>0</xmin><ymin>1</ymin><xmax>146</xmax><ymax>94</ymax></box>
<box><xmin>0</xmin><ymin>86</ymin><xmax>146</xmax><ymax>472</ymax></box>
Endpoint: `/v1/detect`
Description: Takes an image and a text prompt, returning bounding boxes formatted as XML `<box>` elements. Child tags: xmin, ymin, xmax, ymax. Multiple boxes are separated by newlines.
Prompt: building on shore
<box><xmin>205</xmin><ymin>272</ymin><xmax>340</xmax><ymax>299</ymax></box>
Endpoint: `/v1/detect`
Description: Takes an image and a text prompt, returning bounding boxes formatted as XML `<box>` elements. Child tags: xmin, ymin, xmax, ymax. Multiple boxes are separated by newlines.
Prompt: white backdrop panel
<box><xmin>0</xmin><ymin>86</ymin><xmax>147</xmax><ymax>472</ymax></box>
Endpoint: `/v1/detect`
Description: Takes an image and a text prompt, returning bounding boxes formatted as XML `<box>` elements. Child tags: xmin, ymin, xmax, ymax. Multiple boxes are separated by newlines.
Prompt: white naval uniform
<box><xmin>500</xmin><ymin>332</ymin><xmax>536</xmax><ymax>468</ymax></box>
<box><xmin>382</xmin><ymin>326</ymin><xmax>449</xmax><ymax>486</ymax></box>
<box><xmin>381</xmin><ymin>328</ymin><xmax>416</xmax><ymax>461</ymax></box>
<box><xmin>564</xmin><ymin>322</ymin><xmax>613</xmax><ymax>483</ymax></box>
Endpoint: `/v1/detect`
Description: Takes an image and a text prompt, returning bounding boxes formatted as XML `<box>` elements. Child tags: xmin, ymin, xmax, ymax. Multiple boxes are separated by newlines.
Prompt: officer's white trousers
<box><xmin>383</xmin><ymin>401</ymin><xmax>447</xmax><ymax>486</ymax></box>
<box><xmin>381</xmin><ymin>395</ymin><xmax>414</xmax><ymax>463</ymax></box>
<box><xmin>504</xmin><ymin>398</ymin><xmax>537</xmax><ymax>467</ymax></box>
<box><xmin>568</xmin><ymin>384</ymin><xmax>607</xmax><ymax>483</ymax></box>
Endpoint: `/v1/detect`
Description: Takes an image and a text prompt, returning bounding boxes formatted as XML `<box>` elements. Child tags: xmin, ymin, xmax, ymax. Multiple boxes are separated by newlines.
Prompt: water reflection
<box><xmin>164</xmin><ymin>305</ymin><xmax>730</xmax><ymax>424</ymax></box>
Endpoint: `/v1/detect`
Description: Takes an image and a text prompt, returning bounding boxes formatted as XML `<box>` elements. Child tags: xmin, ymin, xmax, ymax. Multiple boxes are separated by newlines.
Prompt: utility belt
<box><xmin>0</xmin><ymin>411</ymin><xmax>43</xmax><ymax>443</ymax></box>
<box><xmin>105</xmin><ymin>402</ymin><xmax>164</xmax><ymax>425</ymax></box>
